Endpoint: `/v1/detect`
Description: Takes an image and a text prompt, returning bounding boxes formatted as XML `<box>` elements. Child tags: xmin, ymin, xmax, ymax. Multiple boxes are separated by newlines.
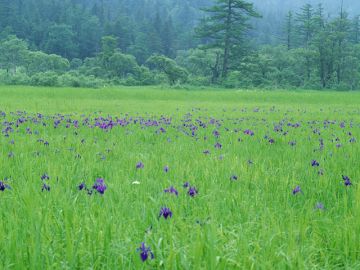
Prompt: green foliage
<box><xmin>108</xmin><ymin>52</ymin><xmax>139</xmax><ymax>78</ymax></box>
<box><xmin>0</xmin><ymin>1</ymin><xmax>360</xmax><ymax>90</ymax></box>
<box><xmin>146</xmin><ymin>55</ymin><xmax>188</xmax><ymax>85</ymax></box>
<box><xmin>196</xmin><ymin>0</ymin><xmax>261</xmax><ymax>78</ymax></box>
<box><xmin>45</xmin><ymin>24</ymin><xmax>77</xmax><ymax>59</ymax></box>
<box><xmin>0</xmin><ymin>35</ymin><xmax>28</xmax><ymax>73</ymax></box>
<box><xmin>26</xmin><ymin>52</ymin><xmax>70</xmax><ymax>75</ymax></box>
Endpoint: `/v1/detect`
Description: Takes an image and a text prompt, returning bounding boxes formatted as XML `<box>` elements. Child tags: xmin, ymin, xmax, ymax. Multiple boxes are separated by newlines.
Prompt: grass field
<box><xmin>0</xmin><ymin>85</ymin><xmax>360</xmax><ymax>269</ymax></box>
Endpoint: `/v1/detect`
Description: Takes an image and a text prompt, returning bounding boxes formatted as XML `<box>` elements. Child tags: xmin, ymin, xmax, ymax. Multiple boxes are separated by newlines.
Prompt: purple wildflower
<box><xmin>214</xmin><ymin>142</ymin><xmax>222</xmax><ymax>149</ymax></box>
<box><xmin>292</xmin><ymin>186</ymin><xmax>302</xmax><ymax>195</ymax></box>
<box><xmin>93</xmin><ymin>178</ymin><xmax>107</xmax><ymax>194</ymax></box>
<box><xmin>136</xmin><ymin>162</ymin><xmax>144</xmax><ymax>169</ymax></box>
<box><xmin>288</xmin><ymin>141</ymin><xmax>296</xmax><ymax>146</ymax></box>
<box><xmin>349</xmin><ymin>137</ymin><xmax>356</xmax><ymax>143</ymax></box>
<box><xmin>42</xmin><ymin>183</ymin><xmax>50</xmax><ymax>192</ymax></box>
<box><xmin>41</xmin><ymin>173</ymin><xmax>50</xmax><ymax>180</ymax></box>
<box><xmin>0</xmin><ymin>181</ymin><xmax>11</xmax><ymax>191</ymax></box>
<box><xmin>159</xmin><ymin>207</ymin><xmax>173</xmax><ymax>219</ymax></box>
<box><xmin>163</xmin><ymin>165</ymin><xmax>169</xmax><ymax>173</ymax></box>
<box><xmin>315</xmin><ymin>202</ymin><xmax>325</xmax><ymax>210</ymax></box>
<box><xmin>244</xmin><ymin>129</ymin><xmax>254</xmax><ymax>136</ymax></box>
<box><xmin>183</xmin><ymin>182</ymin><xmax>190</xmax><ymax>188</ymax></box>
<box><xmin>137</xmin><ymin>243</ymin><xmax>154</xmax><ymax>262</ymax></box>
<box><xmin>78</xmin><ymin>182</ymin><xmax>86</xmax><ymax>191</ymax></box>
<box><xmin>311</xmin><ymin>160</ymin><xmax>320</xmax><ymax>167</ymax></box>
<box><xmin>230</xmin><ymin>175</ymin><xmax>238</xmax><ymax>181</ymax></box>
<box><xmin>164</xmin><ymin>186</ymin><xmax>178</xmax><ymax>196</ymax></box>
<box><xmin>188</xmin><ymin>186</ymin><xmax>198</xmax><ymax>197</ymax></box>
<box><xmin>212</xmin><ymin>130</ymin><xmax>220</xmax><ymax>138</ymax></box>
<box><xmin>342</xmin><ymin>175</ymin><xmax>352</xmax><ymax>186</ymax></box>
<box><xmin>268</xmin><ymin>138</ymin><xmax>275</xmax><ymax>144</ymax></box>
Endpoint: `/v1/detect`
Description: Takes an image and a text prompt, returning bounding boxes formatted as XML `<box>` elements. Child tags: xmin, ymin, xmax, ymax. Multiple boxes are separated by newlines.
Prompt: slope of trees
<box><xmin>0</xmin><ymin>1</ymin><xmax>360</xmax><ymax>90</ymax></box>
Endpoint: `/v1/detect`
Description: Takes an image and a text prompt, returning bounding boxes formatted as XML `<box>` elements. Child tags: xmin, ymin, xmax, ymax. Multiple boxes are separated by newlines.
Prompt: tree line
<box><xmin>0</xmin><ymin>0</ymin><xmax>359</xmax><ymax>90</ymax></box>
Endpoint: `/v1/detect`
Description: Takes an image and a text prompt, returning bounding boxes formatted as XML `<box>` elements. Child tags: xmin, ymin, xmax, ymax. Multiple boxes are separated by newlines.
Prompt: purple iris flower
<box><xmin>213</xmin><ymin>130</ymin><xmax>220</xmax><ymax>138</ymax></box>
<box><xmin>315</xmin><ymin>202</ymin><xmax>325</xmax><ymax>210</ymax></box>
<box><xmin>342</xmin><ymin>175</ymin><xmax>352</xmax><ymax>186</ymax></box>
<box><xmin>42</xmin><ymin>183</ymin><xmax>50</xmax><ymax>192</ymax></box>
<box><xmin>78</xmin><ymin>182</ymin><xmax>86</xmax><ymax>190</ymax></box>
<box><xmin>288</xmin><ymin>141</ymin><xmax>296</xmax><ymax>146</ymax></box>
<box><xmin>214</xmin><ymin>142</ymin><xmax>222</xmax><ymax>149</ymax></box>
<box><xmin>230</xmin><ymin>175</ymin><xmax>238</xmax><ymax>181</ymax></box>
<box><xmin>268</xmin><ymin>138</ymin><xmax>275</xmax><ymax>144</ymax></box>
<box><xmin>188</xmin><ymin>186</ymin><xmax>198</xmax><ymax>197</ymax></box>
<box><xmin>244</xmin><ymin>129</ymin><xmax>254</xmax><ymax>136</ymax></box>
<box><xmin>292</xmin><ymin>186</ymin><xmax>302</xmax><ymax>195</ymax></box>
<box><xmin>349</xmin><ymin>137</ymin><xmax>356</xmax><ymax>143</ymax></box>
<box><xmin>163</xmin><ymin>166</ymin><xmax>169</xmax><ymax>173</ymax></box>
<box><xmin>183</xmin><ymin>182</ymin><xmax>190</xmax><ymax>188</ymax></box>
<box><xmin>41</xmin><ymin>174</ymin><xmax>50</xmax><ymax>180</ymax></box>
<box><xmin>164</xmin><ymin>186</ymin><xmax>178</xmax><ymax>196</ymax></box>
<box><xmin>159</xmin><ymin>207</ymin><xmax>173</xmax><ymax>219</ymax></box>
<box><xmin>137</xmin><ymin>243</ymin><xmax>154</xmax><ymax>262</ymax></box>
<box><xmin>136</xmin><ymin>162</ymin><xmax>144</xmax><ymax>169</ymax></box>
<box><xmin>0</xmin><ymin>181</ymin><xmax>11</xmax><ymax>191</ymax></box>
<box><xmin>311</xmin><ymin>160</ymin><xmax>320</xmax><ymax>167</ymax></box>
<box><xmin>93</xmin><ymin>178</ymin><xmax>107</xmax><ymax>194</ymax></box>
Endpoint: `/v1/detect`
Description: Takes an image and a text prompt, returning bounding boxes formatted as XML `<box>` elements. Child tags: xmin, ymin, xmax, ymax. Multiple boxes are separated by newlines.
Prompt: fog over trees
<box><xmin>0</xmin><ymin>0</ymin><xmax>360</xmax><ymax>90</ymax></box>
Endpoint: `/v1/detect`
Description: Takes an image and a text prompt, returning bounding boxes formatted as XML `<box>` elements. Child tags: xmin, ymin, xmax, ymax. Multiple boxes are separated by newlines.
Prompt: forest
<box><xmin>0</xmin><ymin>0</ymin><xmax>360</xmax><ymax>90</ymax></box>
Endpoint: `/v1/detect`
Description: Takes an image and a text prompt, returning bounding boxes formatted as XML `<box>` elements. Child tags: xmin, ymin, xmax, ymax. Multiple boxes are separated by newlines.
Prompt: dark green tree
<box><xmin>195</xmin><ymin>0</ymin><xmax>261</xmax><ymax>79</ymax></box>
<box><xmin>45</xmin><ymin>24</ymin><xmax>77</xmax><ymax>59</ymax></box>
<box><xmin>146</xmin><ymin>54</ymin><xmax>188</xmax><ymax>85</ymax></box>
<box><xmin>284</xmin><ymin>11</ymin><xmax>294</xmax><ymax>50</ymax></box>
<box><xmin>0</xmin><ymin>35</ymin><xmax>28</xmax><ymax>73</ymax></box>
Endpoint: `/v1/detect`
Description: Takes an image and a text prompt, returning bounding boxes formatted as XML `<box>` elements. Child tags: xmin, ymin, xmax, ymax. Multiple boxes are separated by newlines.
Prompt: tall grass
<box><xmin>0</xmin><ymin>86</ymin><xmax>359</xmax><ymax>269</ymax></box>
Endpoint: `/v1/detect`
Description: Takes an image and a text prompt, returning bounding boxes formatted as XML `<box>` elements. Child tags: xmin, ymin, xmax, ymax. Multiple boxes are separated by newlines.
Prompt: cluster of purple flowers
<box><xmin>1</xmin><ymin>109</ymin><xmax>359</xmax><ymax>265</ymax></box>
<box><xmin>78</xmin><ymin>178</ymin><xmax>107</xmax><ymax>195</ymax></box>
<box><xmin>244</xmin><ymin>129</ymin><xmax>255</xmax><ymax>136</ymax></box>
<box><xmin>164</xmin><ymin>186</ymin><xmax>178</xmax><ymax>196</ymax></box>
<box><xmin>181</xmin><ymin>181</ymin><xmax>198</xmax><ymax>197</ymax></box>
<box><xmin>41</xmin><ymin>173</ymin><xmax>50</xmax><ymax>192</ymax></box>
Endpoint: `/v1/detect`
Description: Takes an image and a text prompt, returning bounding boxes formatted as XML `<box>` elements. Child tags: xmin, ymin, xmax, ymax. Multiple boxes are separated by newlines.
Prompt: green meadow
<box><xmin>0</xmin><ymin>86</ymin><xmax>359</xmax><ymax>269</ymax></box>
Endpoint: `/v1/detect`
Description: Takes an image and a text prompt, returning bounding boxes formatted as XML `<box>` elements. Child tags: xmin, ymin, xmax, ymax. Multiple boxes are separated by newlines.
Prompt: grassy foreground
<box><xmin>0</xmin><ymin>86</ymin><xmax>359</xmax><ymax>269</ymax></box>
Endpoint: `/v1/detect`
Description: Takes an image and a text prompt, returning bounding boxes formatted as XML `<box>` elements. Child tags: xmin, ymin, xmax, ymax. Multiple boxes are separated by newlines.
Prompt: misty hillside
<box><xmin>1</xmin><ymin>0</ymin><xmax>360</xmax><ymax>90</ymax></box>
<box><xmin>252</xmin><ymin>0</ymin><xmax>360</xmax><ymax>15</ymax></box>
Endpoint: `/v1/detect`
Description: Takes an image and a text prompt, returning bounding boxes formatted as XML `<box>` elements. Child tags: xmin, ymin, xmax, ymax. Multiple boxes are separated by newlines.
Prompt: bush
<box><xmin>30</xmin><ymin>71</ymin><xmax>58</xmax><ymax>86</ymax></box>
<box><xmin>0</xmin><ymin>69</ymin><xmax>30</xmax><ymax>85</ymax></box>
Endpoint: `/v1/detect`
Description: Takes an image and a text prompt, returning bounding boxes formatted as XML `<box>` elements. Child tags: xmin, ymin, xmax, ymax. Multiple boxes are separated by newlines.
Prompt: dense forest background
<box><xmin>0</xmin><ymin>0</ymin><xmax>360</xmax><ymax>90</ymax></box>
